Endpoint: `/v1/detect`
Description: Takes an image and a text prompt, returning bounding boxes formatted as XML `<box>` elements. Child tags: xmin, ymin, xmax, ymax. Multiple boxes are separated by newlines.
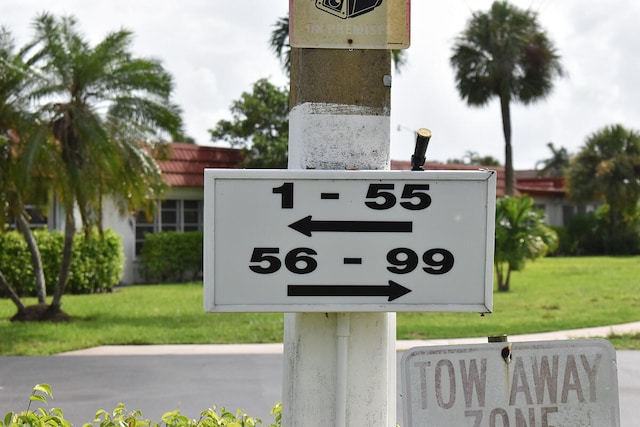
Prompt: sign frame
<box><xmin>204</xmin><ymin>169</ymin><xmax>496</xmax><ymax>313</ymax></box>
<box><xmin>401</xmin><ymin>339</ymin><xmax>620</xmax><ymax>427</ymax></box>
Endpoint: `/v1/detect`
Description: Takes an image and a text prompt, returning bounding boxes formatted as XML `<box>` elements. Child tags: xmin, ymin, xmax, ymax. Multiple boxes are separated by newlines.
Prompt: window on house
<box><xmin>135</xmin><ymin>199</ymin><xmax>203</xmax><ymax>255</ymax></box>
<box><xmin>183</xmin><ymin>200</ymin><xmax>202</xmax><ymax>231</ymax></box>
<box><xmin>161</xmin><ymin>200</ymin><xmax>178</xmax><ymax>231</ymax></box>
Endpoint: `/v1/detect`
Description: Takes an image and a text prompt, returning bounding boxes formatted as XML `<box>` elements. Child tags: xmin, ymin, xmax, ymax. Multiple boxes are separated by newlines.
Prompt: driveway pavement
<box><xmin>1</xmin><ymin>321</ymin><xmax>639</xmax><ymax>426</ymax></box>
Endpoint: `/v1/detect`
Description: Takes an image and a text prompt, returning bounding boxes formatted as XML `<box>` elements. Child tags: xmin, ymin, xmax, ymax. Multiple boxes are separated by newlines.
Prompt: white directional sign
<box><xmin>401</xmin><ymin>339</ymin><xmax>620</xmax><ymax>427</ymax></box>
<box><xmin>204</xmin><ymin>169</ymin><xmax>496</xmax><ymax>312</ymax></box>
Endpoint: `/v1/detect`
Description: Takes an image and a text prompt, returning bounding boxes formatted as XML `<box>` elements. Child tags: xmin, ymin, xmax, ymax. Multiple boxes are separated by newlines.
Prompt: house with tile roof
<box><xmin>101</xmin><ymin>143</ymin><xmax>243</xmax><ymax>283</ymax></box>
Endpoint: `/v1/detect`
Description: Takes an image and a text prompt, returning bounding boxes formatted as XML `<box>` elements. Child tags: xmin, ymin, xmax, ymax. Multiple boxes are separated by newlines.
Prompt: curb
<box><xmin>57</xmin><ymin>321</ymin><xmax>640</xmax><ymax>356</ymax></box>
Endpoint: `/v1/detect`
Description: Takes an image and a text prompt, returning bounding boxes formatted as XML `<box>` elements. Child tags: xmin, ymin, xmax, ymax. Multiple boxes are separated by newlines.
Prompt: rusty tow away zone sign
<box><xmin>401</xmin><ymin>339</ymin><xmax>620</xmax><ymax>427</ymax></box>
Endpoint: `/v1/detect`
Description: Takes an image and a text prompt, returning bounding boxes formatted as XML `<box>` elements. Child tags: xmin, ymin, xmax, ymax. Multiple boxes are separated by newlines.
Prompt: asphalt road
<box><xmin>1</xmin><ymin>350</ymin><xmax>638</xmax><ymax>426</ymax></box>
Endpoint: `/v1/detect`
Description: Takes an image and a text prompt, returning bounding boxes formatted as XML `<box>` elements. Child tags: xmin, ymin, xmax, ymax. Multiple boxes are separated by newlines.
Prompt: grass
<box><xmin>0</xmin><ymin>256</ymin><xmax>638</xmax><ymax>355</ymax></box>
<box><xmin>397</xmin><ymin>256</ymin><xmax>640</xmax><ymax>340</ymax></box>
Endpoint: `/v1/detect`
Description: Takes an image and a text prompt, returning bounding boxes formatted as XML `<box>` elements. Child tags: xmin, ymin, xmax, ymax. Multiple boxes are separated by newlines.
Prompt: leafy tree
<box><xmin>0</xmin><ymin>27</ymin><xmax>51</xmax><ymax>313</ymax></box>
<box><xmin>494</xmin><ymin>196</ymin><xmax>558</xmax><ymax>291</ymax></box>
<box><xmin>270</xmin><ymin>15</ymin><xmax>407</xmax><ymax>76</ymax></box>
<box><xmin>535</xmin><ymin>142</ymin><xmax>570</xmax><ymax>177</ymax></box>
<box><xmin>1</xmin><ymin>13</ymin><xmax>183</xmax><ymax>319</ymax></box>
<box><xmin>209</xmin><ymin>78</ymin><xmax>289</xmax><ymax>168</ymax></box>
<box><xmin>450</xmin><ymin>1</ymin><xmax>564</xmax><ymax>195</ymax></box>
<box><xmin>566</xmin><ymin>124</ymin><xmax>640</xmax><ymax>254</ymax></box>
<box><xmin>28</xmin><ymin>13</ymin><xmax>183</xmax><ymax>314</ymax></box>
<box><xmin>270</xmin><ymin>17</ymin><xmax>292</xmax><ymax>77</ymax></box>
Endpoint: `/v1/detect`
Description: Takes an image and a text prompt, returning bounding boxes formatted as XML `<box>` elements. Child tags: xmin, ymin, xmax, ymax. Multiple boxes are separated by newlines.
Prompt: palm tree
<box><xmin>535</xmin><ymin>142</ymin><xmax>570</xmax><ymax>177</ymax></box>
<box><xmin>0</xmin><ymin>27</ymin><xmax>50</xmax><ymax>312</ymax></box>
<box><xmin>20</xmin><ymin>13</ymin><xmax>183</xmax><ymax>315</ymax></box>
<box><xmin>450</xmin><ymin>1</ymin><xmax>564</xmax><ymax>195</ymax></box>
<box><xmin>566</xmin><ymin>124</ymin><xmax>640</xmax><ymax>254</ymax></box>
<box><xmin>270</xmin><ymin>16</ymin><xmax>407</xmax><ymax>77</ymax></box>
<box><xmin>494</xmin><ymin>195</ymin><xmax>558</xmax><ymax>291</ymax></box>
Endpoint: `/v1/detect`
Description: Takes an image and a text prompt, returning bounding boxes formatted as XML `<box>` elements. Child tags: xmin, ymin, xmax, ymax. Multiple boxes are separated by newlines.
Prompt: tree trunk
<box><xmin>500</xmin><ymin>94</ymin><xmax>515</xmax><ymax>196</ymax></box>
<box><xmin>16</xmin><ymin>211</ymin><xmax>47</xmax><ymax>304</ymax></box>
<box><xmin>495</xmin><ymin>261</ymin><xmax>511</xmax><ymax>292</ymax></box>
<box><xmin>50</xmin><ymin>210</ymin><xmax>75</xmax><ymax>312</ymax></box>
<box><xmin>0</xmin><ymin>269</ymin><xmax>26</xmax><ymax>315</ymax></box>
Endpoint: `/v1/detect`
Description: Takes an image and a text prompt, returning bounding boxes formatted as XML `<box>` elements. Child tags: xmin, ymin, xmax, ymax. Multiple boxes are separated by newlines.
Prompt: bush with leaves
<box><xmin>138</xmin><ymin>231</ymin><xmax>203</xmax><ymax>283</ymax></box>
<box><xmin>566</xmin><ymin>124</ymin><xmax>640</xmax><ymax>254</ymax></box>
<box><xmin>0</xmin><ymin>229</ymin><xmax>123</xmax><ymax>296</ymax></box>
<box><xmin>2</xmin><ymin>384</ymin><xmax>282</xmax><ymax>427</ymax></box>
<box><xmin>555</xmin><ymin>205</ymin><xmax>640</xmax><ymax>256</ymax></box>
<box><xmin>494</xmin><ymin>196</ymin><xmax>558</xmax><ymax>291</ymax></box>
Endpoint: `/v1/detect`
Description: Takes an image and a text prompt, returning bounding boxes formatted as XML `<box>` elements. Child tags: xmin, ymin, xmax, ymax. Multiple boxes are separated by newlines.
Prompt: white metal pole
<box><xmin>336</xmin><ymin>313</ymin><xmax>350</xmax><ymax>427</ymax></box>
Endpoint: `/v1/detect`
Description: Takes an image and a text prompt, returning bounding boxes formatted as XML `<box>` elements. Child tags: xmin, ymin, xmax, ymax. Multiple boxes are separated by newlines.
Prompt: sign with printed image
<box><xmin>289</xmin><ymin>0</ymin><xmax>410</xmax><ymax>49</ymax></box>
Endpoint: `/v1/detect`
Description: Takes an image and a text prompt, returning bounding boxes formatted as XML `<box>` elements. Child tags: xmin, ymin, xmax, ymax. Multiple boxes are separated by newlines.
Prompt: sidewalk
<box><xmin>58</xmin><ymin>320</ymin><xmax>640</xmax><ymax>356</ymax></box>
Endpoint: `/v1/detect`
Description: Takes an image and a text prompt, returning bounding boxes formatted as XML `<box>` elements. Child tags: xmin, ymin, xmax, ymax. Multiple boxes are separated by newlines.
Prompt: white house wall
<box><xmin>101</xmin><ymin>187</ymin><xmax>206</xmax><ymax>284</ymax></box>
<box><xmin>100</xmin><ymin>198</ymin><xmax>137</xmax><ymax>284</ymax></box>
<box><xmin>535</xmin><ymin>197</ymin><xmax>565</xmax><ymax>227</ymax></box>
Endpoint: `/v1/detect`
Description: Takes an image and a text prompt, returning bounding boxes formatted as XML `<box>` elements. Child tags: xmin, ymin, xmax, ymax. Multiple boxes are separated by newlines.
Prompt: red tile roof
<box><xmin>157</xmin><ymin>143</ymin><xmax>243</xmax><ymax>187</ymax></box>
<box><xmin>516</xmin><ymin>176</ymin><xmax>566</xmax><ymax>198</ymax></box>
<box><xmin>157</xmin><ymin>148</ymin><xmax>558</xmax><ymax>199</ymax></box>
<box><xmin>391</xmin><ymin>160</ymin><xmax>507</xmax><ymax>197</ymax></box>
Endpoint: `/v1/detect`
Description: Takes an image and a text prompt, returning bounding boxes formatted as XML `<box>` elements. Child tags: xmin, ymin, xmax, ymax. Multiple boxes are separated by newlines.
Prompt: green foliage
<box><xmin>209</xmin><ymin>79</ymin><xmax>288</xmax><ymax>168</ymax></box>
<box><xmin>566</xmin><ymin>124</ymin><xmax>640</xmax><ymax>254</ymax></box>
<box><xmin>138</xmin><ymin>231</ymin><xmax>203</xmax><ymax>283</ymax></box>
<box><xmin>557</xmin><ymin>206</ymin><xmax>640</xmax><ymax>256</ymax></box>
<box><xmin>494</xmin><ymin>196</ymin><xmax>558</xmax><ymax>291</ymax></box>
<box><xmin>1</xmin><ymin>383</ymin><xmax>70</xmax><ymax>427</ymax></box>
<box><xmin>70</xmin><ymin>230</ymin><xmax>125</xmax><ymax>294</ymax></box>
<box><xmin>0</xmin><ymin>229</ymin><xmax>123</xmax><ymax>296</ymax></box>
<box><xmin>535</xmin><ymin>142</ymin><xmax>570</xmax><ymax>177</ymax></box>
<box><xmin>2</xmin><ymin>12</ymin><xmax>184</xmax><ymax>309</ymax></box>
<box><xmin>1</xmin><ymin>385</ymin><xmax>281</xmax><ymax>427</ymax></box>
<box><xmin>90</xmin><ymin>404</ymin><xmax>272</xmax><ymax>427</ymax></box>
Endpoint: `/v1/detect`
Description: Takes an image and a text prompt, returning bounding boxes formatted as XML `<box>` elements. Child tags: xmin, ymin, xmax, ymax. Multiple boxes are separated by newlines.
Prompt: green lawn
<box><xmin>0</xmin><ymin>256</ymin><xmax>639</xmax><ymax>355</ymax></box>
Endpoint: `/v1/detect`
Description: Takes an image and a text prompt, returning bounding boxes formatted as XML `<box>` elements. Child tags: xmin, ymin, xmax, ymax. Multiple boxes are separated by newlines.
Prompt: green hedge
<box><xmin>0</xmin><ymin>228</ymin><xmax>124</xmax><ymax>296</ymax></box>
<box><xmin>552</xmin><ymin>207</ymin><xmax>640</xmax><ymax>256</ymax></box>
<box><xmin>138</xmin><ymin>231</ymin><xmax>203</xmax><ymax>283</ymax></box>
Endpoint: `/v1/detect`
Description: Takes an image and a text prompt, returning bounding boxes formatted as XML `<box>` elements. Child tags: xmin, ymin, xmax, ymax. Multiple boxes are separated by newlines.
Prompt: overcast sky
<box><xmin>4</xmin><ymin>0</ymin><xmax>640</xmax><ymax>169</ymax></box>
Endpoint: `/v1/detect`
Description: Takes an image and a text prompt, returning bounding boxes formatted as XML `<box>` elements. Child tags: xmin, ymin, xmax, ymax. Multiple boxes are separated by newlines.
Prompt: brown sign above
<box><xmin>290</xmin><ymin>0</ymin><xmax>410</xmax><ymax>49</ymax></box>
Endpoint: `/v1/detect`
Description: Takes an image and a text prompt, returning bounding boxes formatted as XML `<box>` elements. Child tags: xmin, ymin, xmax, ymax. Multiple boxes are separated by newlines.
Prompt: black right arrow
<box><xmin>289</xmin><ymin>215</ymin><xmax>413</xmax><ymax>237</ymax></box>
<box><xmin>287</xmin><ymin>280</ymin><xmax>412</xmax><ymax>302</ymax></box>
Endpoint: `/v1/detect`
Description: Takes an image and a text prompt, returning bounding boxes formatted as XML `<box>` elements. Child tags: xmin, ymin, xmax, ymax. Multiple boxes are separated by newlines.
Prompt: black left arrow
<box><xmin>287</xmin><ymin>280</ymin><xmax>412</xmax><ymax>302</ymax></box>
<box><xmin>289</xmin><ymin>215</ymin><xmax>413</xmax><ymax>237</ymax></box>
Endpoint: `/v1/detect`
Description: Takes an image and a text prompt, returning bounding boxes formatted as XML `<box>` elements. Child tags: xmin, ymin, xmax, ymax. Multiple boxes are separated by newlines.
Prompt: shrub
<box><xmin>138</xmin><ymin>231</ymin><xmax>203</xmax><ymax>283</ymax></box>
<box><xmin>68</xmin><ymin>229</ymin><xmax>125</xmax><ymax>294</ymax></box>
<box><xmin>559</xmin><ymin>206</ymin><xmax>640</xmax><ymax>255</ymax></box>
<box><xmin>1</xmin><ymin>384</ymin><xmax>282</xmax><ymax>427</ymax></box>
<box><xmin>0</xmin><ymin>229</ymin><xmax>124</xmax><ymax>296</ymax></box>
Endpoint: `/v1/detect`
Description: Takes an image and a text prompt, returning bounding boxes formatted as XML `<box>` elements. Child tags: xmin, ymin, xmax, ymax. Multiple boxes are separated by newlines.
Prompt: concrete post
<box><xmin>283</xmin><ymin>48</ymin><xmax>396</xmax><ymax>427</ymax></box>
